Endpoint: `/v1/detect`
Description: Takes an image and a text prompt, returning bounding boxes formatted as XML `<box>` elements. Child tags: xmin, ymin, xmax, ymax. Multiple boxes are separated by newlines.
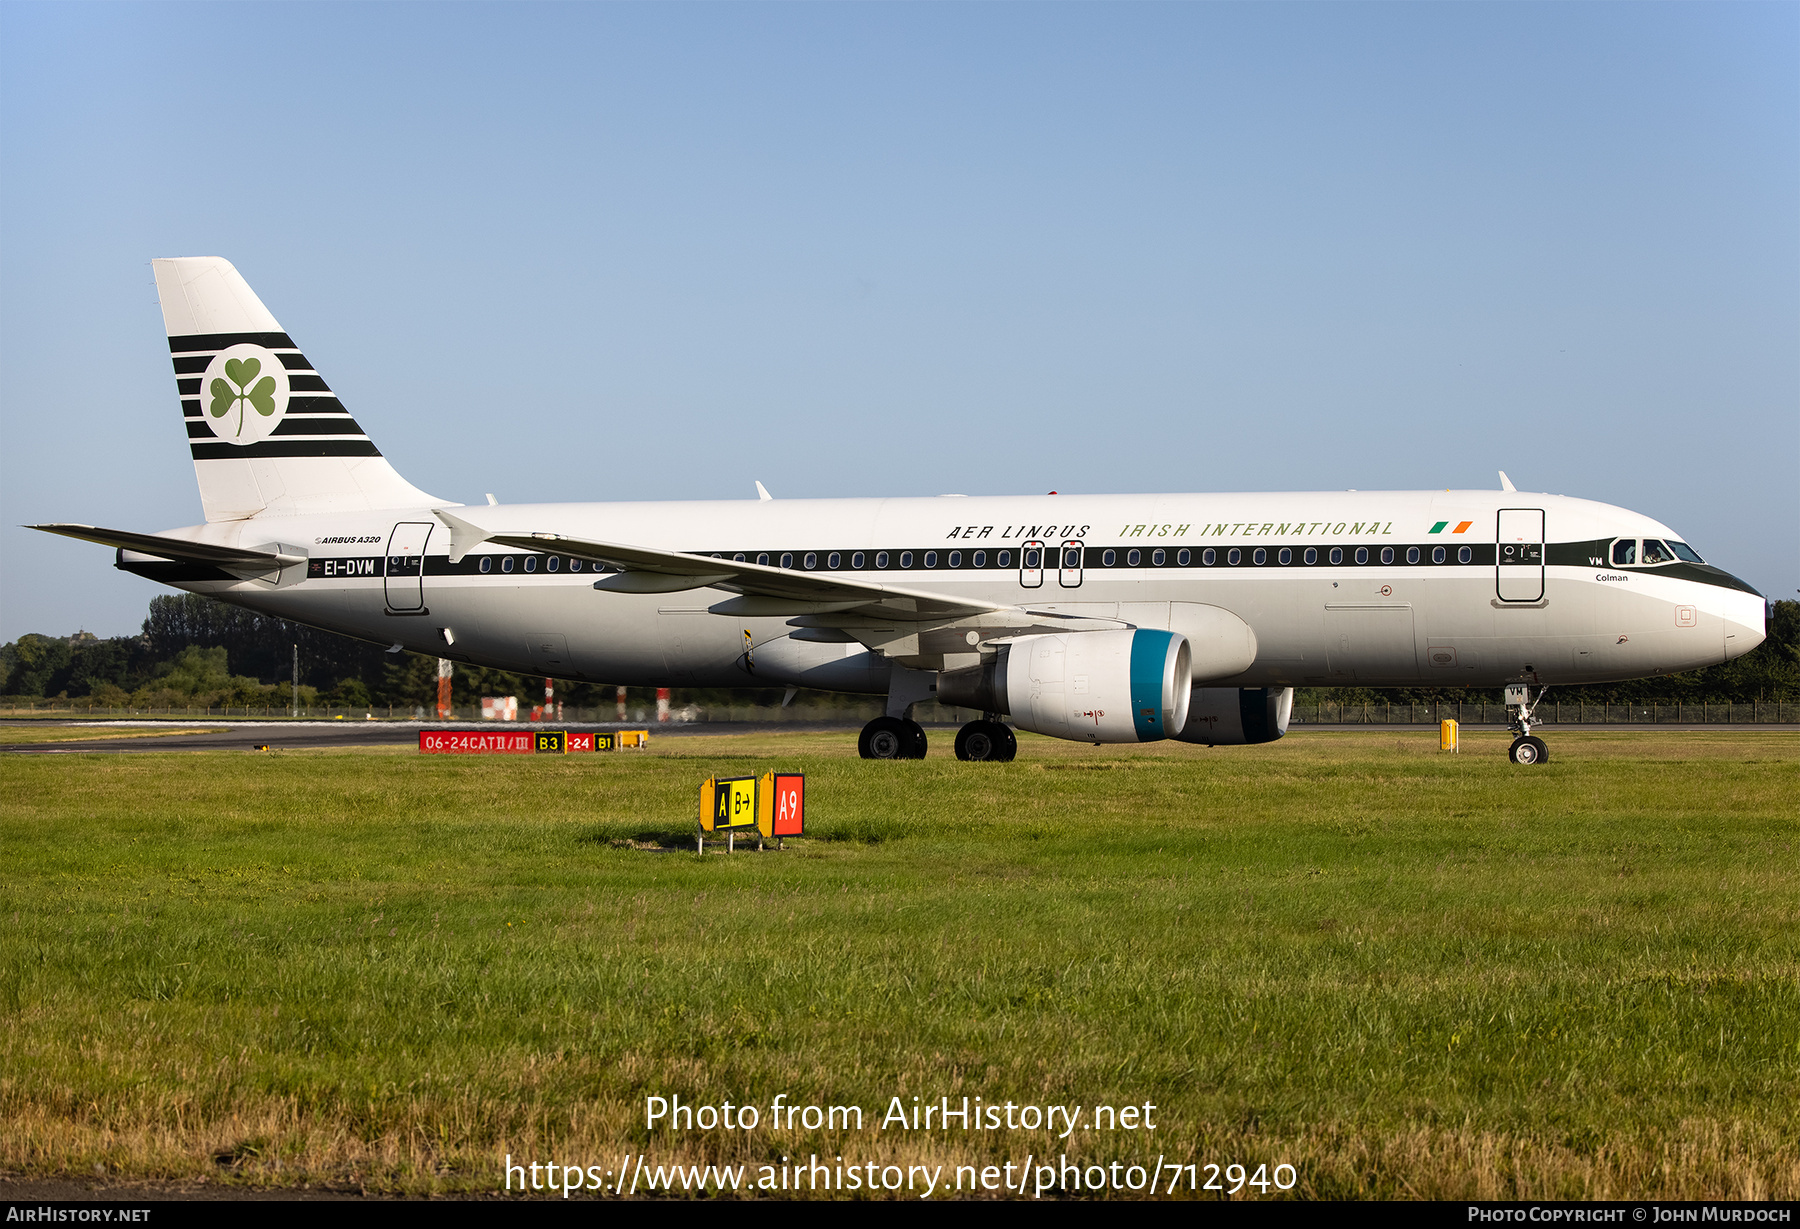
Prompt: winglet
<box><xmin>431</xmin><ymin>507</ymin><xmax>492</xmax><ymax>564</ymax></box>
<box><xmin>1498</xmin><ymin>471</ymin><xmax>1517</xmax><ymax>492</ymax></box>
<box><xmin>755</xmin><ymin>481</ymin><xmax>773</xmax><ymax>501</ymax></box>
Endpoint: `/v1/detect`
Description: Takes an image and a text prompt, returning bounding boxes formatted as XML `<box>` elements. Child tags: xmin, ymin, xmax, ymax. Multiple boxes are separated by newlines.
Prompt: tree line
<box><xmin>0</xmin><ymin>594</ymin><xmax>792</xmax><ymax>713</ymax></box>
<box><xmin>3</xmin><ymin>593</ymin><xmax>1795</xmax><ymax>710</ymax></box>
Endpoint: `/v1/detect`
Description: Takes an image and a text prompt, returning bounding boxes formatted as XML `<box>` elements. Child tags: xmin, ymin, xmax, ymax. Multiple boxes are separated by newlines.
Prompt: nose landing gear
<box><xmin>1508</xmin><ymin>734</ymin><xmax>1549</xmax><ymax>764</ymax></box>
<box><xmin>1504</xmin><ymin>682</ymin><xmax>1551</xmax><ymax>765</ymax></box>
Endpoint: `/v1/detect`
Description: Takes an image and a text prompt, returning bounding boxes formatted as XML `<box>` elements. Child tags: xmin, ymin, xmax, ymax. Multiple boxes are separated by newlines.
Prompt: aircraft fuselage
<box><xmin>117</xmin><ymin>488</ymin><xmax>1766</xmax><ymax>695</ymax></box>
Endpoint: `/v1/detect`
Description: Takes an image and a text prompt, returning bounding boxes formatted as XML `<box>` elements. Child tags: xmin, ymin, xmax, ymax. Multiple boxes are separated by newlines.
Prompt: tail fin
<box><xmin>152</xmin><ymin>257</ymin><xmax>442</xmax><ymax>521</ymax></box>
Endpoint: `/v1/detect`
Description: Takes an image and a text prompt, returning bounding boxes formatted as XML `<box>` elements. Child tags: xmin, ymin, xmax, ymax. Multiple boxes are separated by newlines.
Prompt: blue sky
<box><xmin>2</xmin><ymin>2</ymin><xmax>1794</xmax><ymax>638</ymax></box>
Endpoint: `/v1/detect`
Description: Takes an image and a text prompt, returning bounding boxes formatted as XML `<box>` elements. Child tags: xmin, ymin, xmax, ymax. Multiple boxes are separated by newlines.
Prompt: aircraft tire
<box><xmin>901</xmin><ymin>719</ymin><xmax>929</xmax><ymax>759</ymax></box>
<box><xmin>1508</xmin><ymin>735</ymin><xmax>1550</xmax><ymax>765</ymax></box>
<box><xmin>859</xmin><ymin>716</ymin><xmax>913</xmax><ymax>760</ymax></box>
<box><xmin>992</xmin><ymin>723</ymin><xmax>1017</xmax><ymax>761</ymax></box>
<box><xmin>955</xmin><ymin>720</ymin><xmax>1017</xmax><ymax>762</ymax></box>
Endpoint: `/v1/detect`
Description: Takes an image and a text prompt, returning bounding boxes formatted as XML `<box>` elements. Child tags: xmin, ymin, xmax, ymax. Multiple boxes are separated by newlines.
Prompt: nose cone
<box><xmin>1722</xmin><ymin>592</ymin><xmax>1767</xmax><ymax>662</ymax></box>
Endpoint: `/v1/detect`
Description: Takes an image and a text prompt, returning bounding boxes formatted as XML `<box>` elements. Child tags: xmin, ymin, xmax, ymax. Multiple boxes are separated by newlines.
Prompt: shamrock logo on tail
<box><xmin>209</xmin><ymin>357</ymin><xmax>278</xmax><ymax>437</ymax></box>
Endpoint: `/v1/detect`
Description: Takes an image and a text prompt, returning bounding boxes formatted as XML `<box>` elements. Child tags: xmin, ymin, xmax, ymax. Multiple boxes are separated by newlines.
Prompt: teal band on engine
<box><xmin>1129</xmin><ymin>630</ymin><xmax>1173</xmax><ymax>741</ymax></box>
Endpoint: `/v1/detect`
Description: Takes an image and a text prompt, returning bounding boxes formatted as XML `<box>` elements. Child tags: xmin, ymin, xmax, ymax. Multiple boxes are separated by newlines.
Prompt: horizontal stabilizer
<box><xmin>26</xmin><ymin>523</ymin><xmax>302</xmax><ymax>569</ymax></box>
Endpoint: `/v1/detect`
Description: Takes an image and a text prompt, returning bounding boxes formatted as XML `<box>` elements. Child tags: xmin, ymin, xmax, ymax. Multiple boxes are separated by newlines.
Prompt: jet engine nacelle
<box><xmin>1175</xmin><ymin>686</ymin><xmax>1293</xmax><ymax>746</ymax></box>
<box><xmin>938</xmin><ymin>629</ymin><xmax>1191</xmax><ymax>743</ymax></box>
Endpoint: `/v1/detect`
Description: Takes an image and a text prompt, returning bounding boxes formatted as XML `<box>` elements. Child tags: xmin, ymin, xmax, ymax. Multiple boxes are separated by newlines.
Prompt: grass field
<box><xmin>1</xmin><ymin>730</ymin><xmax>1795</xmax><ymax>1199</ymax></box>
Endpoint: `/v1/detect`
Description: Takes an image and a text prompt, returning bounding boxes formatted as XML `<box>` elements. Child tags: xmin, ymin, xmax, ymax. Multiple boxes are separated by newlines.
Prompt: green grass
<box><xmin>1</xmin><ymin>730</ymin><xmax>1795</xmax><ymax>1199</ymax></box>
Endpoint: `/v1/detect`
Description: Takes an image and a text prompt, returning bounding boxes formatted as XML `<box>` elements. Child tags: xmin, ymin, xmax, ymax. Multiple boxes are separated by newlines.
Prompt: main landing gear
<box><xmin>954</xmin><ymin>719</ymin><xmax>1017</xmax><ymax>762</ymax></box>
<box><xmin>858</xmin><ymin>665</ymin><xmax>1017</xmax><ymax>762</ymax></box>
<box><xmin>856</xmin><ymin>716</ymin><xmax>1019</xmax><ymax>761</ymax></box>
<box><xmin>1505</xmin><ymin>682</ymin><xmax>1551</xmax><ymax>765</ymax></box>
<box><xmin>858</xmin><ymin>715</ymin><xmax>928</xmax><ymax>760</ymax></box>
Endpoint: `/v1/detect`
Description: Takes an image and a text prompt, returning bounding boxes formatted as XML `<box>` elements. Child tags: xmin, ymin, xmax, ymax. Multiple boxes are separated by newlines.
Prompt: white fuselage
<box><xmin>123</xmin><ymin>489</ymin><xmax>1766</xmax><ymax>697</ymax></box>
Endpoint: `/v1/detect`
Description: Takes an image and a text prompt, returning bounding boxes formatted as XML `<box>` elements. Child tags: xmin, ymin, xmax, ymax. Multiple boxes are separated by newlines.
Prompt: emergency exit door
<box><xmin>384</xmin><ymin>522</ymin><xmax>433</xmax><ymax>611</ymax></box>
<box><xmin>1058</xmin><ymin>540</ymin><xmax>1084</xmax><ymax>588</ymax></box>
<box><xmin>1496</xmin><ymin>508</ymin><xmax>1545</xmax><ymax>603</ymax></box>
<box><xmin>1019</xmin><ymin>540</ymin><xmax>1044</xmax><ymax>588</ymax></box>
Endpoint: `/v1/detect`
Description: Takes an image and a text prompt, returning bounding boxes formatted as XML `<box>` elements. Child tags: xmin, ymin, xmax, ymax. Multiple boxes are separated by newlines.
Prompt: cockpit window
<box><xmin>1666</xmin><ymin>540</ymin><xmax>1703</xmax><ymax>563</ymax></box>
<box><xmin>1611</xmin><ymin>539</ymin><xmax>1636</xmax><ymax>566</ymax></box>
<box><xmin>1641</xmin><ymin>539</ymin><xmax>1674</xmax><ymax>565</ymax></box>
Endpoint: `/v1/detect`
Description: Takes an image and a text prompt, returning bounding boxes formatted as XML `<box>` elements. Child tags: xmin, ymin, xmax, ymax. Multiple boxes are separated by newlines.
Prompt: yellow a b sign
<box><xmin>699</xmin><ymin>776</ymin><xmax>757</xmax><ymax>832</ymax></box>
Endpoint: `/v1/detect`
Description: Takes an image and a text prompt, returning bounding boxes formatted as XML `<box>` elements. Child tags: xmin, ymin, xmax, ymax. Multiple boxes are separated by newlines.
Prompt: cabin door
<box><xmin>384</xmin><ymin>522</ymin><xmax>433</xmax><ymax>612</ymax></box>
<box><xmin>1496</xmin><ymin>509</ymin><xmax>1545</xmax><ymax>603</ymax></box>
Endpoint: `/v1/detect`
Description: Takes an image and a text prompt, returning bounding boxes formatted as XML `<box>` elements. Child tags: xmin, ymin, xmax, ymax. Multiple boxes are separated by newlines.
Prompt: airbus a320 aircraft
<box><xmin>32</xmin><ymin>259</ymin><xmax>1768</xmax><ymax>765</ymax></box>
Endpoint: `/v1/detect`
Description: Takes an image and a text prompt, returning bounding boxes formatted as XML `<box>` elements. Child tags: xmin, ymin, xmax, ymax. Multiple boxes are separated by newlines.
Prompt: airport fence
<box><xmin>1290</xmin><ymin>701</ymin><xmax>1800</xmax><ymax>726</ymax></box>
<box><xmin>1</xmin><ymin>698</ymin><xmax>1797</xmax><ymax>725</ymax></box>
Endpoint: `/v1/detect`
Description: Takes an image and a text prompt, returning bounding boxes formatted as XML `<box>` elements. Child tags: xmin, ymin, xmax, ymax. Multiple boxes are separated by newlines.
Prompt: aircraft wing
<box><xmin>26</xmin><ymin>523</ymin><xmax>303</xmax><ymax>570</ymax></box>
<box><xmin>433</xmin><ymin>509</ymin><xmax>1001</xmax><ymax>620</ymax></box>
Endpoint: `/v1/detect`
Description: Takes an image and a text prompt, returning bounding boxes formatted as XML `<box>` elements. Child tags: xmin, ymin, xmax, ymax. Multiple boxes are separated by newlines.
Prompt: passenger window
<box><xmin>1432</xmin><ymin>546</ymin><xmax>1445</xmax><ymax>564</ymax></box>
<box><xmin>1611</xmin><ymin>539</ymin><xmax>1636</xmax><ymax>566</ymax></box>
<box><xmin>1252</xmin><ymin>548</ymin><xmax>1266</xmax><ymax>565</ymax></box>
<box><xmin>524</xmin><ymin>557</ymin><xmax>537</xmax><ymax>573</ymax></box>
<box><xmin>479</xmin><ymin>557</ymin><xmax>492</xmax><ymax>573</ymax></box>
<box><xmin>972</xmin><ymin>550</ymin><xmax>985</xmax><ymax>567</ymax></box>
<box><xmin>1329</xmin><ymin>547</ymin><xmax>1343</xmax><ymax>565</ymax></box>
<box><xmin>1278</xmin><ymin>548</ymin><xmax>1291</xmax><ymax>565</ymax></box>
<box><xmin>851</xmin><ymin>552</ymin><xmax>864</xmax><ymax>569</ymax></box>
<box><xmin>780</xmin><ymin>553</ymin><xmax>793</xmax><ymax>569</ymax></box>
<box><xmin>1127</xmin><ymin>548</ymin><xmax>1141</xmax><ymax>566</ymax></box>
<box><xmin>1303</xmin><ymin>547</ymin><xmax>1317</xmax><ymax>565</ymax></box>
<box><xmin>948</xmin><ymin>551</ymin><xmax>961</xmax><ymax>567</ymax></box>
<box><xmin>997</xmin><ymin>550</ymin><xmax>1009</xmax><ymax>567</ymax></box>
<box><xmin>1201</xmin><ymin>548</ymin><xmax>1215</xmax><ymax>566</ymax></box>
<box><xmin>1152</xmin><ymin>548</ymin><xmax>1165</xmax><ymax>566</ymax></box>
<box><xmin>1379</xmin><ymin>547</ymin><xmax>1394</xmax><ymax>565</ymax></box>
<box><xmin>502</xmin><ymin>556</ymin><xmax>515</xmax><ymax>573</ymax></box>
<box><xmin>1022</xmin><ymin>549</ymin><xmax>1038</xmax><ymax>569</ymax></box>
<box><xmin>1405</xmin><ymin>546</ymin><xmax>1419</xmax><ymax>564</ymax></box>
<box><xmin>1103</xmin><ymin>549</ymin><xmax>1117</xmax><ymax>566</ymax></box>
<box><xmin>1354</xmin><ymin>547</ymin><xmax>1368</xmax><ymax>565</ymax></box>
<box><xmin>924</xmin><ymin>551</ymin><xmax>938</xmax><ymax>567</ymax></box>
<box><xmin>1176</xmin><ymin>549</ymin><xmax>1191</xmax><ymax>566</ymax></box>
<box><xmin>875</xmin><ymin>552</ymin><xmax>889</xmax><ymax>568</ymax></box>
<box><xmin>756</xmin><ymin>553</ymin><xmax>770</xmax><ymax>566</ymax></box>
<box><xmin>1227</xmin><ymin>548</ymin><xmax>1242</xmax><ymax>565</ymax></box>
<box><xmin>546</xmin><ymin>557</ymin><xmax>560</xmax><ymax>572</ymax></box>
<box><xmin>827</xmin><ymin>552</ymin><xmax>841</xmax><ymax>569</ymax></box>
<box><xmin>1458</xmin><ymin>546</ymin><xmax>1472</xmax><ymax>564</ymax></box>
